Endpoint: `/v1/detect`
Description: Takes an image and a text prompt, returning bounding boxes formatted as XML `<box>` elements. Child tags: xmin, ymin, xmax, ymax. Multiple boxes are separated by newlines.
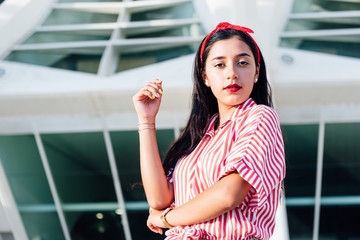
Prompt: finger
<box><xmin>148</xmin><ymin>79</ymin><xmax>163</xmax><ymax>94</ymax></box>
<box><xmin>144</xmin><ymin>83</ymin><xmax>162</xmax><ymax>98</ymax></box>
<box><xmin>147</xmin><ymin>221</ymin><xmax>163</xmax><ymax>234</ymax></box>
<box><xmin>143</xmin><ymin>88</ymin><xmax>157</xmax><ymax>100</ymax></box>
<box><xmin>149</xmin><ymin>78</ymin><xmax>163</xmax><ymax>86</ymax></box>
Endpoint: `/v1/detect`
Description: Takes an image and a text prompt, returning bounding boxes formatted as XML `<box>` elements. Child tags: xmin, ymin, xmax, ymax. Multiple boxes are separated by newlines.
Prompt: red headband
<box><xmin>200</xmin><ymin>22</ymin><xmax>260</xmax><ymax>67</ymax></box>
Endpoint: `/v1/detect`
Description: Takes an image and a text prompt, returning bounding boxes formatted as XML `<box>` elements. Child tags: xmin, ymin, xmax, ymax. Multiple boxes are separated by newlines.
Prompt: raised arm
<box><xmin>132</xmin><ymin>79</ymin><xmax>174</xmax><ymax>210</ymax></box>
<box><xmin>147</xmin><ymin>172</ymin><xmax>251</xmax><ymax>233</ymax></box>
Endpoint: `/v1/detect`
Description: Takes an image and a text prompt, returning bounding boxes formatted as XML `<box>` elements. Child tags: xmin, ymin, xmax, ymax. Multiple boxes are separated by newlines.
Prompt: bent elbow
<box><xmin>219</xmin><ymin>186</ymin><xmax>246</xmax><ymax>211</ymax></box>
<box><xmin>147</xmin><ymin>194</ymin><xmax>173</xmax><ymax>210</ymax></box>
<box><xmin>148</xmin><ymin>200</ymin><xmax>171</xmax><ymax>210</ymax></box>
<box><xmin>222</xmin><ymin>196</ymin><xmax>241</xmax><ymax>211</ymax></box>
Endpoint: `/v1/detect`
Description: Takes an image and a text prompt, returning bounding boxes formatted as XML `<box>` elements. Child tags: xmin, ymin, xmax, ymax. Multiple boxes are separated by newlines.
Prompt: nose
<box><xmin>226</xmin><ymin>64</ymin><xmax>238</xmax><ymax>80</ymax></box>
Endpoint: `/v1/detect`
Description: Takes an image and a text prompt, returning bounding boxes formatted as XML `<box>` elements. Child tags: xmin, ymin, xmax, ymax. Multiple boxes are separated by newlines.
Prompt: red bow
<box><xmin>200</xmin><ymin>22</ymin><xmax>260</xmax><ymax>66</ymax></box>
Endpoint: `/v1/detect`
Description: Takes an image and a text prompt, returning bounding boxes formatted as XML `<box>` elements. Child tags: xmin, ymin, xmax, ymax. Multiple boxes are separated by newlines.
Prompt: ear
<box><xmin>255</xmin><ymin>64</ymin><xmax>260</xmax><ymax>79</ymax></box>
<box><xmin>202</xmin><ymin>72</ymin><xmax>209</xmax><ymax>87</ymax></box>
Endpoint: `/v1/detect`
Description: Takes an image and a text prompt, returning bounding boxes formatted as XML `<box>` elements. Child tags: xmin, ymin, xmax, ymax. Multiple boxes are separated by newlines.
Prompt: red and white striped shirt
<box><xmin>165</xmin><ymin>98</ymin><xmax>285</xmax><ymax>240</ymax></box>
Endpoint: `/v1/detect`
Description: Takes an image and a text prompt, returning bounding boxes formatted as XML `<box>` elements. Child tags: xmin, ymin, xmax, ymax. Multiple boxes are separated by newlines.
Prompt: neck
<box><xmin>218</xmin><ymin>105</ymin><xmax>238</xmax><ymax>126</ymax></box>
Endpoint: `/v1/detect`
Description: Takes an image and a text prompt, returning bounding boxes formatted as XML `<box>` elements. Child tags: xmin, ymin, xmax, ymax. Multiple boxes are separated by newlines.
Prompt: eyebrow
<box><xmin>211</xmin><ymin>53</ymin><xmax>251</xmax><ymax>61</ymax></box>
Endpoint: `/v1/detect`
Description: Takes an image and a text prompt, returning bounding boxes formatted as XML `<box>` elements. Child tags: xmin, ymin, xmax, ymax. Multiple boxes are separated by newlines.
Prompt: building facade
<box><xmin>0</xmin><ymin>0</ymin><xmax>359</xmax><ymax>239</ymax></box>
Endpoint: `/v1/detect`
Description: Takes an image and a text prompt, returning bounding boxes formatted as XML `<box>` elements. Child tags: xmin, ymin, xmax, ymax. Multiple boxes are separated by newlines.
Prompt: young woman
<box><xmin>132</xmin><ymin>22</ymin><xmax>285</xmax><ymax>240</ymax></box>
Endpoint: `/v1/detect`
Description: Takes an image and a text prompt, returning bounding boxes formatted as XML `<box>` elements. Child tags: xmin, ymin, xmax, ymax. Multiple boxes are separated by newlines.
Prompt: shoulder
<box><xmin>250</xmin><ymin>104</ymin><xmax>278</xmax><ymax>117</ymax></box>
<box><xmin>232</xmin><ymin>104</ymin><xmax>281</xmax><ymax>138</ymax></box>
<box><xmin>239</xmin><ymin>104</ymin><xmax>280</xmax><ymax>125</ymax></box>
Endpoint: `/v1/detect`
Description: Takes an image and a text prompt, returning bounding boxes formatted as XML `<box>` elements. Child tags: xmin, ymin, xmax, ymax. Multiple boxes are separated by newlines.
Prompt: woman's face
<box><xmin>202</xmin><ymin>36</ymin><xmax>259</xmax><ymax>113</ymax></box>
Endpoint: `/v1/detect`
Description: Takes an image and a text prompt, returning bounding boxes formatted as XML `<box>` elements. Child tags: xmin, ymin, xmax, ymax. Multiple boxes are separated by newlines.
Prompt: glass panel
<box><xmin>67</xmin><ymin>211</ymin><xmax>125</xmax><ymax>240</ymax></box>
<box><xmin>280</xmin><ymin>0</ymin><xmax>360</xmax><ymax>59</ymax></box>
<box><xmin>41</xmin><ymin>132</ymin><xmax>117</xmax><ymax>203</ymax></box>
<box><xmin>281</xmin><ymin>124</ymin><xmax>318</xmax><ymax>197</ymax></box>
<box><xmin>21</xmin><ymin>212</ymin><xmax>65</xmax><ymax>240</ymax></box>
<box><xmin>118</xmin><ymin>46</ymin><xmax>194</xmax><ymax>72</ymax></box>
<box><xmin>292</xmin><ymin>0</ymin><xmax>360</xmax><ymax>13</ymax></box>
<box><xmin>0</xmin><ymin>135</ymin><xmax>64</xmax><ymax>240</ymax></box>
<box><xmin>128</xmin><ymin>211</ymin><xmax>161</xmax><ymax>240</ymax></box>
<box><xmin>319</xmin><ymin>205</ymin><xmax>360</xmax><ymax>239</ymax></box>
<box><xmin>322</xmin><ymin>123</ymin><xmax>360</xmax><ymax>196</ymax></box>
<box><xmin>287</xmin><ymin>206</ymin><xmax>314</xmax><ymax>240</ymax></box>
<box><xmin>285</xmin><ymin>20</ymin><xmax>359</xmax><ymax>31</ymax></box>
<box><xmin>127</xmin><ymin>25</ymin><xmax>198</xmax><ymax>38</ymax></box>
<box><xmin>157</xmin><ymin>129</ymin><xmax>175</xmax><ymax>160</ymax></box>
<box><xmin>0</xmin><ymin>135</ymin><xmax>53</xmax><ymax>204</ymax></box>
<box><xmin>5</xmin><ymin>52</ymin><xmax>103</xmax><ymax>74</ymax></box>
<box><xmin>110</xmin><ymin>129</ymin><xmax>175</xmax><ymax>201</ymax></box>
<box><xmin>23</xmin><ymin>32</ymin><xmax>110</xmax><ymax>44</ymax></box>
<box><xmin>281</xmin><ymin>40</ymin><xmax>360</xmax><ymax>59</ymax></box>
<box><xmin>131</xmin><ymin>3</ymin><xmax>195</xmax><ymax>21</ymax></box>
<box><xmin>52</xmin><ymin>54</ymin><xmax>103</xmax><ymax>74</ymax></box>
<box><xmin>42</xmin><ymin>10</ymin><xmax>118</xmax><ymax>25</ymax></box>
<box><xmin>59</xmin><ymin>0</ymin><xmax>121</xmax><ymax>2</ymax></box>
<box><xmin>0</xmin><ymin>233</ymin><xmax>14</xmax><ymax>240</ymax></box>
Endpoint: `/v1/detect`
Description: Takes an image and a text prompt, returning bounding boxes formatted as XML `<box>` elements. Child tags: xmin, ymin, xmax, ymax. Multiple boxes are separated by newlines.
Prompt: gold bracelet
<box><xmin>138</xmin><ymin>127</ymin><xmax>156</xmax><ymax>132</ymax></box>
<box><xmin>138</xmin><ymin>122</ymin><xmax>155</xmax><ymax>125</ymax></box>
<box><xmin>160</xmin><ymin>207</ymin><xmax>173</xmax><ymax>228</ymax></box>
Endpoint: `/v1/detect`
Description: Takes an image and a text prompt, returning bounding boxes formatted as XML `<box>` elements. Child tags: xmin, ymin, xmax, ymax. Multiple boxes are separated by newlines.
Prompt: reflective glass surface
<box><xmin>21</xmin><ymin>212</ymin><xmax>65</xmax><ymax>240</ymax></box>
<box><xmin>59</xmin><ymin>0</ymin><xmax>121</xmax><ymax>2</ymax></box>
<box><xmin>5</xmin><ymin>52</ymin><xmax>103</xmax><ymax>74</ymax></box>
<box><xmin>67</xmin><ymin>211</ymin><xmax>125</xmax><ymax>240</ymax></box>
<box><xmin>23</xmin><ymin>32</ymin><xmax>110</xmax><ymax>44</ymax></box>
<box><xmin>110</xmin><ymin>129</ymin><xmax>175</xmax><ymax>202</ymax></box>
<box><xmin>281</xmin><ymin>124</ymin><xmax>318</xmax><ymax>197</ymax></box>
<box><xmin>52</xmin><ymin>54</ymin><xmax>103</xmax><ymax>74</ymax></box>
<box><xmin>0</xmin><ymin>135</ymin><xmax>53</xmax><ymax>204</ymax></box>
<box><xmin>292</xmin><ymin>0</ymin><xmax>360</xmax><ymax>13</ymax></box>
<box><xmin>131</xmin><ymin>3</ymin><xmax>195</xmax><ymax>21</ymax></box>
<box><xmin>0</xmin><ymin>135</ymin><xmax>64</xmax><ymax>240</ymax></box>
<box><xmin>118</xmin><ymin>46</ymin><xmax>194</xmax><ymax>72</ymax></box>
<box><xmin>322</xmin><ymin>123</ymin><xmax>360</xmax><ymax>196</ymax></box>
<box><xmin>280</xmin><ymin>0</ymin><xmax>360</xmax><ymax>59</ymax></box>
<box><xmin>287</xmin><ymin>206</ymin><xmax>314</xmax><ymax>240</ymax></box>
<box><xmin>319</xmin><ymin>205</ymin><xmax>360</xmax><ymax>239</ymax></box>
<box><xmin>127</xmin><ymin>25</ymin><xmax>197</xmax><ymax>39</ymax></box>
<box><xmin>42</xmin><ymin>10</ymin><xmax>118</xmax><ymax>25</ymax></box>
<box><xmin>41</xmin><ymin>132</ymin><xmax>117</xmax><ymax>203</ymax></box>
<box><xmin>128</xmin><ymin>212</ymin><xmax>162</xmax><ymax>240</ymax></box>
<box><xmin>2</xmin><ymin>1</ymin><xmax>202</xmax><ymax>74</ymax></box>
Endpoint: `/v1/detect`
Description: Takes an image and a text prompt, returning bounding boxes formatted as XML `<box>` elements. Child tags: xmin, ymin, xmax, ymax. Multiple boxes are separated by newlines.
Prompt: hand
<box><xmin>147</xmin><ymin>208</ymin><xmax>168</xmax><ymax>234</ymax></box>
<box><xmin>132</xmin><ymin>79</ymin><xmax>163</xmax><ymax>122</ymax></box>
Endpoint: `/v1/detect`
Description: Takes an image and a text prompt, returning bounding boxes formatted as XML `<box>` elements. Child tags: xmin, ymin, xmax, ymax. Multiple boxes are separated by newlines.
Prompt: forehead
<box><xmin>207</xmin><ymin>36</ymin><xmax>253</xmax><ymax>58</ymax></box>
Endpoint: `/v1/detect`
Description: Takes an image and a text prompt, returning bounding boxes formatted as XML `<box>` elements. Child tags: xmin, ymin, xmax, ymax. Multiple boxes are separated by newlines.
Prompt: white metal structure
<box><xmin>0</xmin><ymin>0</ymin><xmax>359</xmax><ymax>239</ymax></box>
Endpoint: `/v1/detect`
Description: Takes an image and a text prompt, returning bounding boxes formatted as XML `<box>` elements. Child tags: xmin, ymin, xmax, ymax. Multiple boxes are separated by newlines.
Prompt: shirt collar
<box><xmin>204</xmin><ymin>98</ymin><xmax>256</xmax><ymax>138</ymax></box>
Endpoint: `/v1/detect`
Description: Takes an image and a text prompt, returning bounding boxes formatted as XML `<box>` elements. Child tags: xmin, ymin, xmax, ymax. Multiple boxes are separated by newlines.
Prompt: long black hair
<box><xmin>162</xmin><ymin>28</ymin><xmax>273</xmax><ymax>174</ymax></box>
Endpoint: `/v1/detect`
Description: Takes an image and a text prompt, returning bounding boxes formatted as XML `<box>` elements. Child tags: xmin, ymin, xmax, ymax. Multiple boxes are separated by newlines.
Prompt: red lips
<box><xmin>224</xmin><ymin>84</ymin><xmax>241</xmax><ymax>92</ymax></box>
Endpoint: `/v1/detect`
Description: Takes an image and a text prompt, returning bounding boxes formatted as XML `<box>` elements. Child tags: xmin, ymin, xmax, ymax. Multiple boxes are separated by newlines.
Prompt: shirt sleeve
<box><xmin>219</xmin><ymin>106</ymin><xmax>285</xmax><ymax>210</ymax></box>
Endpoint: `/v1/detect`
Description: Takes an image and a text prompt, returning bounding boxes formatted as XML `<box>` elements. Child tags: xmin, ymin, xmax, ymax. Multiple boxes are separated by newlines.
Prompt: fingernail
<box><xmin>159</xmin><ymin>89</ymin><xmax>163</xmax><ymax>95</ymax></box>
<box><xmin>151</xmin><ymin>95</ymin><xmax>155</xmax><ymax>99</ymax></box>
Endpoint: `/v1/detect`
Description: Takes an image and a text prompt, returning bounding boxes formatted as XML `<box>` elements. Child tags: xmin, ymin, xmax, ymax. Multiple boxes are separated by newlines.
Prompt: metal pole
<box><xmin>33</xmin><ymin>127</ymin><xmax>72</xmax><ymax>240</ymax></box>
<box><xmin>312</xmin><ymin>118</ymin><xmax>325</xmax><ymax>240</ymax></box>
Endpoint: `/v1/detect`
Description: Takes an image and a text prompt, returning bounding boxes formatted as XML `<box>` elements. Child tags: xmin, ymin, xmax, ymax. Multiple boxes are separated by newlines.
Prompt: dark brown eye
<box><xmin>238</xmin><ymin>61</ymin><xmax>249</xmax><ymax>66</ymax></box>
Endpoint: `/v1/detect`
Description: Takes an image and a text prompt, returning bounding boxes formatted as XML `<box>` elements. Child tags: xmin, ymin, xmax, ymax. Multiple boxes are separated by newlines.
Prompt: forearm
<box><xmin>139</xmin><ymin>125</ymin><xmax>173</xmax><ymax>209</ymax></box>
<box><xmin>165</xmin><ymin>173</ymin><xmax>251</xmax><ymax>226</ymax></box>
